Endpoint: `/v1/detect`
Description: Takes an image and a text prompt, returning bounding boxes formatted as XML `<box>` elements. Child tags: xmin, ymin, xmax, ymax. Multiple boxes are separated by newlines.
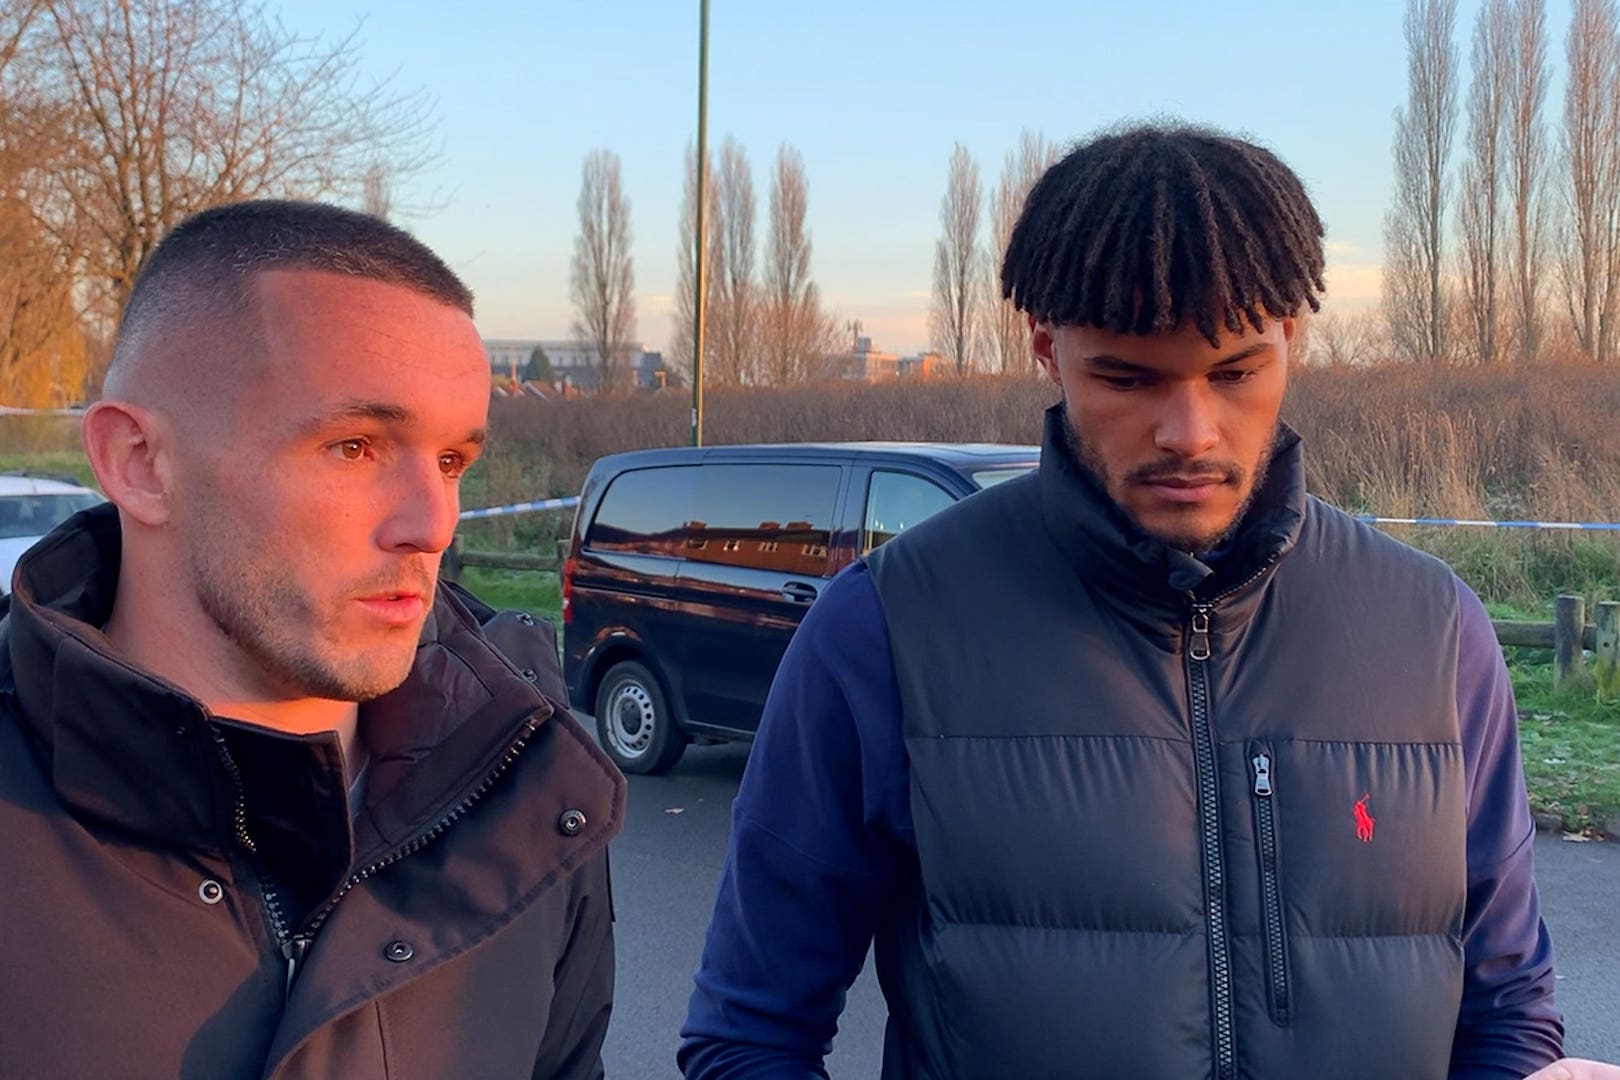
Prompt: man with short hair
<box><xmin>681</xmin><ymin>124</ymin><xmax>1576</xmax><ymax>1078</ymax></box>
<box><xmin>0</xmin><ymin>200</ymin><xmax>623</xmax><ymax>1078</ymax></box>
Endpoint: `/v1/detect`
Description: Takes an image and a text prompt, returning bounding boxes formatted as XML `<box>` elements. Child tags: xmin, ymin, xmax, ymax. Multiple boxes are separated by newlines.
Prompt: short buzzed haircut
<box><xmin>1001</xmin><ymin>122</ymin><xmax>1325</xmax><ymax>346</ymax></box>
<box><xmin>106</xmin><ymin>200</ymin><xmax>474</xmax><ymax>391</ymax></box>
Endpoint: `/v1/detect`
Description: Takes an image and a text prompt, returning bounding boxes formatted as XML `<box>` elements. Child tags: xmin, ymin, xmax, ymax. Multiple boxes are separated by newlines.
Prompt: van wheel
<box><xmin>595</xmin><ymin>660</ymin><xmax>687</xmax><ymax>774</ymax></box>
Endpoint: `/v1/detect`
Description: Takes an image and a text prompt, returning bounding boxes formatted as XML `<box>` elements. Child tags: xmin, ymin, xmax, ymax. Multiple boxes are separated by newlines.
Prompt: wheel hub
<box><xmin>609</xmin><ymin>683</ymin><xmax>656</xmax><ymax>756</ymax></box>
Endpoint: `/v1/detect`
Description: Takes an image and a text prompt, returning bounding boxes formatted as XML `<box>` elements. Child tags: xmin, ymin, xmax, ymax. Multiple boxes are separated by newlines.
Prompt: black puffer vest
<box><xmin>866</xmin><ymin>406</ymin><xmax>1467</xmax><ymax>1080</ymax></box>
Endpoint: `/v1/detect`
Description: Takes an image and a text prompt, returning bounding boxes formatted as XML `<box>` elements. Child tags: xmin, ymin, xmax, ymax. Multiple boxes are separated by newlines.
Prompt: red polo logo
<box><xmin>1353</xmin><ymin>794</ymin><xmax>1375</xmax><ymax>843</ymax></box>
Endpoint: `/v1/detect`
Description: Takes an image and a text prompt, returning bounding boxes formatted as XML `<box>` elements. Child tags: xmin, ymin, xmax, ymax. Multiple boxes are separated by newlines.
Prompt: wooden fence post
<box><xmin>442</xmin><ymin>537</ymin><xmax>463</xmax><ymax>583</ymax></box>
<box><xmin>1553</xmin><ymin>595</ymin><xmax>1586</xmax><ymax>693</ymax></box>
<box><xmin>1596</xmin><ymin>600</ymin><xmax>1619</xmax><ymax>704</ymax></box>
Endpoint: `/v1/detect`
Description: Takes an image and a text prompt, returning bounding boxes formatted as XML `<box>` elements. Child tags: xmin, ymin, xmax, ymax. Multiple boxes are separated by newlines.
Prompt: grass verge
<box><xmin>456</xmin><ymin>567</ymin><xmax>561</xmax><ymax>629</ymax></box>
<box><xmin>1511</xmin><ymin>657</ymin><xmax>1620</xmax><ymax>836</ymax></box>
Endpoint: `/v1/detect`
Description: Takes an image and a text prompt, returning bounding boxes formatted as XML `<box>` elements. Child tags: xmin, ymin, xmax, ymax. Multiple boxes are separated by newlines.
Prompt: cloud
<box><xmin>1321</xmin><ymin>262</ymin><xmax>1382</xmax><ymax>312</ymax></box>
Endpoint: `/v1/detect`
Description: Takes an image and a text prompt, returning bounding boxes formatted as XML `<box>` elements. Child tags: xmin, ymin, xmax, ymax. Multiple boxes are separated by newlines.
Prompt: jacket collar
<box><xmin>1037</xmin><ymin>402</ymin><xmax>1308</xmax><ymax>621</ymax></box>
<box><xmin>0</xmin><ymin>503</ymin><xmax>561</xmax><ymax>868</ymax></box>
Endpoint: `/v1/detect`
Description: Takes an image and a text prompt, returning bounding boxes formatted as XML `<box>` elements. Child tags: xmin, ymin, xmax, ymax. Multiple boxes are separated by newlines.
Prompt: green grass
<box><xmin>1511</xmin><ymin>659</ymin><xmax>1620</xmax><ymax>834</ymax></box>
<box><xmin>0</xmin><ymin>452</ymin><xmax>98</xmax><ymax>489</ymax></box>
<box><xmin>455</xmin><ymin>567</ymin><xmax>562</xmax><ymax>628</ymax></box>
<box><xmin>1405</xmin><ymin>530</ymin><xmax>1619</xmax><ymax>613</ymax></box>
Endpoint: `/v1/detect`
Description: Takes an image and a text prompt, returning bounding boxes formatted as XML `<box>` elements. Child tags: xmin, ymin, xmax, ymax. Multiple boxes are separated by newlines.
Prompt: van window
<box><xmin>683</xmin><ymin>464</ymin><xmax>841</xmax><ymax>576</ymax></box>
<box><xmin>586</xmin><ymin>465</ymin><xmax>700</xmax><ymax>557</ymax></box>
<box><xmin>971</xmin><ymin>465</ymin><xmax>1035</xmax><ymax>488</ymax></box>
<box><xmin>863</xmin><ymin>470</ymin><xmax>955</xmax><ymax>554</ymax></box>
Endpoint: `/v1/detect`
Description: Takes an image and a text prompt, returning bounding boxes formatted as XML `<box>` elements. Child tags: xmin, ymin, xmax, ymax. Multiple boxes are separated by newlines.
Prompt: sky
<box><xmin>273</xmin><ymin>0</ymin><xmax>1570</xmax><ymax>357</ymax></box>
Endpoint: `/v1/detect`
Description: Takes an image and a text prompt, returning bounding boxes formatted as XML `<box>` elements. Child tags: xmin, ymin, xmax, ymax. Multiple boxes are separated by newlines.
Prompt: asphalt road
<box><xmin>600</xmin><ymin>740</ymin><xmax>1620</xmax><ymax>1078</ymax></box>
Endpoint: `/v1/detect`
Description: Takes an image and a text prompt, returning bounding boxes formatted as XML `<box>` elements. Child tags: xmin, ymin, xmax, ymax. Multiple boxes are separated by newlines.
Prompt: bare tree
<box><xmin>670</xmin><ymin>142</ymin><xmax>721</xmax><ymax>387</ymax></box>
<box><xmin>1561</xmin><ymin>0</ymin><xmax>1620</xmax><ymax>361</ymax></box>
<box><xmin>759</xmin><ymin>145</ymin><xmax>836</xmax><ymax>385</ymax></box>
<box><xmin>0</xmin><ymin>193</ymin><xmax>88</xmax><ymax>406</ymax></box>
<box><xmin>0</xmin><ymin>0</ymin><xmax>43</xmax><ymax>76</ymax></box>
<box><xmin>361</xmin><ymin>162</ymin><xmax>393</xmax><ymax>221</ymax></box>
<box><xmin>1384</xmin><ymin>109</ymin><xmax>1428</xmax><ymax>365</ymax></box>
<box><xmin>930</xmin><ymin>143</ymin><xmax>982</xmax><ymax>374</ymax></box>
<box><xmin>1507</xmin><ymin>0</ymin><xmax>1551</xmax><ymax>362</ymax></box>
<box><xmin>1307</xmin><ymin>311</ymin><xmax>1387</xmax><ymax>366</ymax></box>
<box><xmin>29</xmin><ymin>0</ymin><xmax>436</xmax><ymax>323</ymax></box>
<box><xmin>984</xmin><ymin>131</ymin><xmax>1057</xmax><ymax>375</ymax></box>
<box><xmin>570</xmin><ymin>149</ymin><xmax>636</xmax><ymax>394</ymax></box>
<box><xmin>0</xmin><ymin>0</ymin><xmax>90</xmax><ymax>405</ymax></box>
<box><xmin>1458</xmin><ymin>0</ymin><xmax>1512</xmax><ymax>365</ymax></box>
<box><xmin>702</xmin><ymin>137</ymin><xmax>758</xmax><ymax>385</ymax></box>
<box><xmin>1385</xmin><ymin>0</ymin><xmax>1460</xmax><ymax>365</ymax></box>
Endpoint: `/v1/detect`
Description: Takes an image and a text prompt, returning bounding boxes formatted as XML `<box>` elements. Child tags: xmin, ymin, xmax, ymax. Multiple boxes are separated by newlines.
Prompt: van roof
<box><xmin>588</xmin><ymin>441</ymin><xmax>1041</xmax><ymax>473</ymax></box>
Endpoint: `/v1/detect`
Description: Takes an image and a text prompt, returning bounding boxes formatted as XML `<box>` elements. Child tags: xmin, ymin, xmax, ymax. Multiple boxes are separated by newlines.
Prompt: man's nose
<box><xmin>1154</xmin><ymin>382</ymin><xmax>1221</xmax><ymax>459</ymax></box>
<box><xmin>378</xmin><ymin>457</ymin><xmax>459</xmax><ymax>555</ymax></box>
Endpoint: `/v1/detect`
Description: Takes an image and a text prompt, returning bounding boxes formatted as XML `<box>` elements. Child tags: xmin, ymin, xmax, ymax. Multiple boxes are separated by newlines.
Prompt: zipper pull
<box><xmin>282</xmin><ymin>936</ymin><xmax>311</xmax><ymax>1001</ymax></box>
<box><xmin>1252</xmin><ymin>752</ymin><xmax>1273</xmax><ymax>797</ymax></box>
<box><xmin>1189</xmin><ymin>605</ymin><xmax>1212</xmax><ymax>661</ymax></box>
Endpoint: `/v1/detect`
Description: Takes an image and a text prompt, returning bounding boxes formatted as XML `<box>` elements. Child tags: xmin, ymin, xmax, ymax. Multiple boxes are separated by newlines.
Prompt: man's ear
<box><xmin>1030</xmin><ymin>318</ymin><xmax>1062</xmax><ymax>386</ymax></box>
<box><xmin>82</xmin><ymin>401</ymin><xmax>174</xmax><ymax>528</ymax></box>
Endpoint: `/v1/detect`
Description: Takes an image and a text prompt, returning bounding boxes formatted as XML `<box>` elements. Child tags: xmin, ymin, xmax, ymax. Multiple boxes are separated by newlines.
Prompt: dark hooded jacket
<box><xmin>0</xmin><ymin>504</ymin><xmax>625</xmax><ymax>1079</ymax></box>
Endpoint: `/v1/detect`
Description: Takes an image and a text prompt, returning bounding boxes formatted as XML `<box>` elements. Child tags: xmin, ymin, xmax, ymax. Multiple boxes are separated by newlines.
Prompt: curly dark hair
<box><xmin>1000</xmin><ymin>122</ymin><xmax>1325</xmax><ymax>345</ymax></box>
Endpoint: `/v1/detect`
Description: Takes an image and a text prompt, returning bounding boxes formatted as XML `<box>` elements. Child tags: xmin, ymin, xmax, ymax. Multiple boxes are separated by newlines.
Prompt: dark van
<box><xmin>561</xmin><ymin>443</ymin><xmax>1038</xmax><ymax>773</ymax></box>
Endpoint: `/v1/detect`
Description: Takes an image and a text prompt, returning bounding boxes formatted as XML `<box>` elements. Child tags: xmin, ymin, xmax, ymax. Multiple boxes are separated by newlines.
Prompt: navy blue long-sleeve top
<box><xmin>679</xmin><ymin>562</ymin><xmax>1562</xmax><ymax>1079</ymax></box>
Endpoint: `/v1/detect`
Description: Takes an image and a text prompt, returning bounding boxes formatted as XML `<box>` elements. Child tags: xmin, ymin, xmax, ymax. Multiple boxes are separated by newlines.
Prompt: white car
<box><xmin>0</xmin><ymin>474</ymin><xmax>104</xmax><ymax>595</ymax></box>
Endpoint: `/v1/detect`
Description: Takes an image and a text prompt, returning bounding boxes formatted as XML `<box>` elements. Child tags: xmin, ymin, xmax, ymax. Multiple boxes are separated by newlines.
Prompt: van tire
<box><xmin>595</xmin><ymin>660</ymin><xmax>687</xmax><ymax>774</ymax></box>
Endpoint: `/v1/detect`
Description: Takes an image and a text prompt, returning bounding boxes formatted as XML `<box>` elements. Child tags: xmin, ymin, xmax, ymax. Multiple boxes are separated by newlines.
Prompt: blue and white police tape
<box><xmin>1356</xmin><ymin>515</ymin><xmax>1620</xmax><ymax>532</ymax></box>
<box><xmin>457</xmin><ymin>496</ymin><xmax>580</xmax><ymax>521</ymax></box>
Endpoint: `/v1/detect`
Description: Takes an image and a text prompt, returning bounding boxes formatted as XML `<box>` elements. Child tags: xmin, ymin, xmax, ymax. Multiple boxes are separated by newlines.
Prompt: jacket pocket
<box><xmin>1249</xmin><ymin>741</ymin><xmax>1293</xmax><ymax>1026</ymax></box>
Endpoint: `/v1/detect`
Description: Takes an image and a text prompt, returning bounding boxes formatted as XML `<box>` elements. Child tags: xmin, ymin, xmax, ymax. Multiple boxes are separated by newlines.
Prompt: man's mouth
<box><xmin>1143</xmin><ymin>474</ymin><xmax>1230</xmax><ymax>488</ymax></box>
<box><xmin>355</xmin><ymin>590</ymin><xmax>427</xmax><ymax>624</ymax></box>
<box><xmin>1134</xmin><ymin>473</ymin><xmax>1235</xmax><ymax>504</ymax></box>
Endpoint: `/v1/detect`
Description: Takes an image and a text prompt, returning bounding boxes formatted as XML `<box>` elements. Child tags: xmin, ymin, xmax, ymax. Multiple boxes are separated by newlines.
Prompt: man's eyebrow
<box><xmin>302</xmin><ymin>401</ymin><xmax>488</xmax><ymax>446</ymax></box>
<box><xmin>1083</xmin><ymin>342</ymin><xmax>1274</xmax><ymax>372</ymax></box>
<box><xmin>303</xmin><ymin>400</ymin><xmax>414</xmax><ymax>431</ymax></box>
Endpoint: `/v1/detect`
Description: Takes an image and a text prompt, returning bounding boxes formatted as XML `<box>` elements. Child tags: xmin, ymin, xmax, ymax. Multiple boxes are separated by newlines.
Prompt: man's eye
<box><xmin>440</xmin><ymin>452</ymin><xmax>468</xmax><ymax>478</ymax></box>
<box><xmin>1212</xmin><ymin>368</ymin><xmax>1256</xmax><ymax>384</ymax></box>
<box><xmin>331</xmin><ymin>439</ymin><xmax>371</xmax><ymax>462</ymax></box>
<box><xmin>1097</xmin><ymin>375</ymin><xmax>1144</xmax><ymax>390</ymax></box>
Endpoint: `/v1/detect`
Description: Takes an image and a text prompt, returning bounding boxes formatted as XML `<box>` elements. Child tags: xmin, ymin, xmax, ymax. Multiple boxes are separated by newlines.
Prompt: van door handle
<box><xmin>781</xmin><ymin>582</ymin><xmax>819</xmax><ymax>604</ymax></box>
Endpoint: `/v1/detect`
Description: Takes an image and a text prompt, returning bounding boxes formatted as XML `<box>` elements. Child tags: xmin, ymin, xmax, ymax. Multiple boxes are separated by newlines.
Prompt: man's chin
<box><xmin>289</xmin><ymin>648</ymin><xmax>417</xmax><ymax>704</ymax></box>
<box><xmin>1132</xmin><ymin>510</ymin><xmax>1239</xmax><ymax>555</ymax></box>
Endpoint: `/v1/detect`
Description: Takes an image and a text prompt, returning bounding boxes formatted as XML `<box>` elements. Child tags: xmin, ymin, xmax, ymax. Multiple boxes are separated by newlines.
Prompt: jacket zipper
<box><xmin>210</xmin><ymin>711</ymin><xmax>546</xmax><ymax>1001</ymax></box>
<box><xmin>1185</xmin><ymin>551</ymin><xmax>1283</xmax><ymax>1079</ymax></box>
<box><xmin>295</xmin><ymin>712</ymin><xmax>545</xmax><ymax>946</ymax></box>
<box><xmin>1185</xmin><ymin>601</ymin><xmax>1234</xmax><ymax>1079</ymax></box>
<box><xmin>208</xmin><ymin>729</ymin><xmax>299</xmax><ymax>998</ymax></box>
<box><xmin>1249</xmin><ymin>742</ymin><xmax>1292</xmax><ymax>1025</ymax></box>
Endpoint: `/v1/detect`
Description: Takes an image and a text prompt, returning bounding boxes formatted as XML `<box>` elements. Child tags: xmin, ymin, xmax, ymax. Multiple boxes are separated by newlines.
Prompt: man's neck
<box><xmin>211</xmin><ymin>697</ymin><xmax>362</xmax><ymax>769</ymax></box>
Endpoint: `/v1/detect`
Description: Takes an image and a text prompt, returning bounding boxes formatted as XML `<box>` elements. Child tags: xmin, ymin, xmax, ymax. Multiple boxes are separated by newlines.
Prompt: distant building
<box><xmin>822</xmin><ymin>335</ymin><xmax>901</xmax><ymax>382</ymax></box>
<box><xmin>481</xmin><ymin>339</ymin><xmax>670</xmax><ymax>393</ymax></box>
<box><xmin>898</xmin><ymin>350</ymin><xmax>955</xmax><ymax>379</ymax></box>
